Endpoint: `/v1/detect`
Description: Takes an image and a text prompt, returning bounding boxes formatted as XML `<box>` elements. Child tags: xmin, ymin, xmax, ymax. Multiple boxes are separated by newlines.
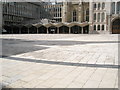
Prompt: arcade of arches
<box><xmin>112</xmin><ymin>18</ymin><xmax>120</xmax><ymax>34</ymax></box>
<box><xmin>3</xmin><ymin>25</ymin><xmax>89</xmax><ymax>34</ymax></box>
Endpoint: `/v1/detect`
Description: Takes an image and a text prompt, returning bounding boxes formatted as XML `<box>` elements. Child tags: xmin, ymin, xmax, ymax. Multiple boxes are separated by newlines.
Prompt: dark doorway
<box><xmin>29</xmin><ymin>26</ymin><xmax>37</xmax><ymax>34</ymax></box>
<box><xmin>112</xmin><ymin>18</ymin><xmax>120</xmax><ymax>34</ymax></box>
<box><xmin>21</xmin><ymin>26</ymin><xmax>28</xmax><ymax>34</ymax></box>
<box><xmin>59</xmin><ymin>26</ymin><xmax>69</xmax><ymax>34</ymax></box>
<box><xmin>38</xmin><ymin>26</ymin><xmax>47</xmax><ymax>34</ymax></box>
<box><xmin>48</xmin><ymin>26</ymin><xmax>57</xmax><ymax>34</ymax></box>
<box><xmin>71</xmin><ymin>25</ymin><xmax>81</xmax><ymax>34</ymax></box>
<box><xmin>13</xmin><ymin>26</ymin><xmax>19</xmax><ymax>34</ymax></box>
<box><xmin>3</xmin><ymin>25</ymin><xmax>12</xmax><ymax>34</ymax></box>
<box><xmin>83</xmin><ymin>25</ymin><xmax>89</xmax><ymax>34</ymax></box>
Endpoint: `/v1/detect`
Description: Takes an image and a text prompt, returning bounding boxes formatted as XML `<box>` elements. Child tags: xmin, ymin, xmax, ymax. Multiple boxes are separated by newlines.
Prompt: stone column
<box><xmin>57</xmin><ymin>27</ymin><xmax>59</xmax><ymax>34</ymax></box>
<box><xmin>89</xmin><ymin>1</ymin><xmax>93</xmax><ymax>23</ymax></box>
<box><xmin>19</xmin><ymin>28</ymin><xmax>21</xmax><ymax>34</ymax></box>
<box><xmin>89</xmin><ymin>1</ymin><xmax>94</xmax><ymax>33</ymax></box>
<box><xmin>28</xmin><ymin>28</ymin><xmax>29</xmax><ymax>34</ymax></box>
<box><xmin>104</xmin><ymin>24</ymin><xmax>106</xmax><ymax>31</ymax></box>
<box><xmin>37</xmin><ymin>28</ymin><xmax>39</xmax><ymax>34</ymax></box>
<box><xmin>69</xmin><ymin>27</ymin><xmax>71</xmax><ymax>34</ymax></box>
<box><xmin>78</xmin><ymin>2</ymin><xmax>82</xmax><ymax>23</ymax></box>
<box><xmin>62</xmin><ymin>2</ymin><xmax>67</xmax><ymax>23</ymax></box>
<box><xmin>81</xmin><ymin>27</ymin><xmax>83</xmax><ymax>34</ymax></box>
<box><xmin>11</xmin><ymin>28</ymin><xmax>13</xmax><ymax>34</ymax></box>
<box><xmin>47</xmin><ymin>28</ymin><xmax>49</xmax><ymax>34</ymax></box>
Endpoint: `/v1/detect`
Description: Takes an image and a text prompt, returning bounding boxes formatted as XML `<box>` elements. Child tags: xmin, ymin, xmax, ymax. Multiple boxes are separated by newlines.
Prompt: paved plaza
<box><xmin>1</xmin><ymin>34</ymin><xmax>119</xmax><ymax>88</ymax></box>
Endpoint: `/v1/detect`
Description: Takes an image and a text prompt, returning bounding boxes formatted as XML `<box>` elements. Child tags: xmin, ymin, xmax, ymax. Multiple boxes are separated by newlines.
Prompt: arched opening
<box><xmin>48</xmin><ymin>26</ymin><xmax>57</xmax><ymax>34</ymax></box>
<box><xmin>38</xmin><ymin>26</ymin><xmax>47</xmax><ymax>34</ymax></box>
<box><xmin>13</xmin><ymin>26</ymin><xmax>19</xmax><ymax>34</ymax></box>
<box><xmin>3</xmin><ymin>25</ymin><xmax>12</xmax><ymax>34</ymax></box>
<box><xmin>83</xmin><ymin>25</ymin><xmax>89</xmax><ymax>34</ymax></box>
<box><xmin>102</xmin><ymin>2</ymin><xmax>105</xmax><ymax>9</ymax></box>
<box><xmin>59</xmin><ymin>26</ymin><xmax>69</xmax><ymax>34</ymax></box>
<box><xmin>97</xmin><ymin>25</ymin><xmax>100</xmax><ymax>31</ymax></box>
<box><xmin>98</xmin><ymin>3</ymin><xmax>101</xmax><ymax>10</ymax></box>
<box><xmin>29</xmin><ymin>26</ymin><xmax>37</xmax><ymax>34</ymax></box>
<box><xmin>102</xmin><ymin>25</ymin><xmax>104</xmax><ymax>31</ymax></box>
<box><xmin>21</xmin><ymin>26</ymin><xmax>28</xmax><ymax>34</ymax></box>
<box><xmin>71</xmin><ymin>25</ymin><xmax>81</xmax><ymax>34</ymax></box>
<box><xmin>112</xmin><ymin>18</ymin><xmax>120</xmax><ymax>34</ymax></box>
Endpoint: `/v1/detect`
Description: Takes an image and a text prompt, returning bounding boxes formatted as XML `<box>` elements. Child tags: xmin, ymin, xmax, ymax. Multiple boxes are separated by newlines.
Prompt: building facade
<box><xmin>44</xmin><ymin>2</ymin><xmax>63</xmax><ymax>22</ymax></box>
<box><xmin>43</xmin><ymin>1</ymin><xmax>120</xmax><ymax>34</ymax></box>
<box><xmin>2</xmin><ymin>2</ymin><xmax>52</xmax><ymax>34</ymax></box>
<box><xmin>2</xmin><ymin>1</ymin><xmax>120</xmax><ymax>34</ymax></box>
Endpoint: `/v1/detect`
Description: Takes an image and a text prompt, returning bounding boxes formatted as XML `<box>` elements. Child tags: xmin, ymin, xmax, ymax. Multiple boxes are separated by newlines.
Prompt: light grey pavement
<box><xmin>1</xmin><ymin>34</ymin><xmax>119</xmax><ymax>88</ymax></box>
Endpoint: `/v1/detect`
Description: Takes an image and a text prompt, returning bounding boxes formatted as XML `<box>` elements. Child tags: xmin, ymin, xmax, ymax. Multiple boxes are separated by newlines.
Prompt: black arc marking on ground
<box><xmin>2</xmin><ymin>56</ymin><xmax>120</xmax><ymax>69</ymax></box>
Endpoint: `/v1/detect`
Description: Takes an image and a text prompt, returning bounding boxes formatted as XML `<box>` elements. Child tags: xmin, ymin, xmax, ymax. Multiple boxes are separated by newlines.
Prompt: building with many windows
<box><xmin>2</xmin><ymin>2</ymin><xmax>52</xmax><ymax>33</ymax></box>
<box><xmin>2</xmin><ymin>1</ymin><xmax>120</xmax><ymax>34</ymax></box>
<box><xmin>44</xmin><ymin>2</ymin><xmax>63</xmax><ymax>22</ymax></box>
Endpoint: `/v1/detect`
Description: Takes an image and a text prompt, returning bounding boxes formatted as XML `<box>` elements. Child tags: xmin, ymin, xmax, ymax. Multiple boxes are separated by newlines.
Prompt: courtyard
<box><xmin>1</xmin><ymin>34</ymin><xmax>119</xmax><ymax>88</ymax></box>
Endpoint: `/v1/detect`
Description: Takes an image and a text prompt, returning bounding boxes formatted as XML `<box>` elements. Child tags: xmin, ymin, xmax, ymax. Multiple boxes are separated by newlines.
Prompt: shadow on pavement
<box><xmin>2</xmin><ymin>56</ymin><xmax>119</xmax><ymax>69</ymax></box>
<box><xmin>2</xmin><ymin>38</ymin><xmax>119</xmax><ymax>57</ymax></box>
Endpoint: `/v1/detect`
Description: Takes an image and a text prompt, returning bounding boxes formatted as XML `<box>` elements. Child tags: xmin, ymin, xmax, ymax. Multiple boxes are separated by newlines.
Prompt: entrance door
<box><xmin>112</xmin><ymin>19</ymin><xmax>120</xmax><ymax>34</ymax></box>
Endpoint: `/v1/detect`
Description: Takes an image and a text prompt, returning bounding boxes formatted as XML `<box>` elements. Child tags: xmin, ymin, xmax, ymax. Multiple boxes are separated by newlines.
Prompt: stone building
<box><xmin>61</xmin><ymin>1</ymin><xmax>120</xmax><ymax>34</ymax></box>
<box><xmin>2</xmin><ymin>1</ymin><xmax>120</xmax><ymax>34</ymax></box>
<box><xmin>43</xmin><ymin>1</ymin><xmax>120</xmax><ymax>34</ymax></box>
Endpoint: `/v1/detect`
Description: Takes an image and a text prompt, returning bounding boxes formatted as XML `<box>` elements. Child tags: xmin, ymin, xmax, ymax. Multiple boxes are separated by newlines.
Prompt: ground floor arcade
<box><xmin>3</xmin><ymin>23</ymin><xmax>89</xmax><ymax>34</ymax></box>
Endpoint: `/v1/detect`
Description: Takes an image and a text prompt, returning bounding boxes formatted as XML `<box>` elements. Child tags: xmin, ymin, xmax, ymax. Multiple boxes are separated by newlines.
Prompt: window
<box><xmin>117</xmin><ymin>2</ymin><xmax>120</xmax><ymax>14</ymax></box>
<box><xmin>112</xmin><ymin>2</ymin><xmax>115</xmax><ymax>14</ymax></box>
<box><xmin>98</xmin><ymin>3</ymin><xmax>101</xmax><ymax>10</ymax></box>
<box><xmin>101</xmin><ymin>13</ymin><xmax>105</xmax><ymax>22</ymax></box>
<box><xmin>94</xmin><ymin>3</ymin><xmax>97</xmax><ymax>9</ymax></box>
<box><xmin>98</xmin><ymin>25</ymin><xmax>100</xmax><ymax>30</ymax></box>
<box><xmin>86</xmin><ymin>8</ymin><xmax>89</xmax><ymax>21</ymax></box>
<box><xmin>94</xmin><ymin>13</ymin><xmax>96</xmax><ymax>21</ymax></box>
<box><xmin>102</xmin><ymin>25</ymin><xmax>104</xmax><ymax>30</ymax></box>
<box><xmin>102</xmin><ymin>2</ymin><xmax>105</xmax><ymax>9</ymax></box>
<box><xmin>73</xmin><ymin>10</ymin><xmax>77</xmax><ymax>22</ymax></box>
<box><xmin>94</xmin><ymin>25</ymin><xmax>96</xmax><ymax>31</ymax></box>
<box><xmin>98</xmin><ymin>13</ymin><xmax>100</xmax><ymax>22</ymax></box>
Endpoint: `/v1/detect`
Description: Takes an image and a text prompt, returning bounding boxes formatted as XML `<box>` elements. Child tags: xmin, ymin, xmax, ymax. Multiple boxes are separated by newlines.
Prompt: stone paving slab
<box><xmin>1</xmin><ymin>34</ymin><xmax>119</xmax><ymax>88</ymax></box>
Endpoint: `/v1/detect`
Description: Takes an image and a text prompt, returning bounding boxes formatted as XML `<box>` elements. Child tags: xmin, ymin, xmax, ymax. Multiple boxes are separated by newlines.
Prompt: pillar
<box><xmin>81</xmin><ymin>27</ymin><xmax>83</xmax><ymax>34</ymax></box>
<box><xmin>104</xmin><ymin>24</ymin><xmax>106</xmax><ymax>31</ymax></box>
<box><xmin>37</xmin><ymin>28</ymin><xmax>38</xmax><ymax>34</ymax></box>
<box><xmin>47</xmin><ymin>28</ymin><xmax>49</xmax><ymax>34</ymax></box>
<box><xmin>89</xmin><ymin>1</ymin><xmax>94</xmax><ymax>33</ymax></box>
<box><xmin>69</xmin><ymin>27</ymin><xmax>71</xmax><ymax>34</ymax></box>
<box><xmin>19</xmin><ymin>28</ymin><xmax>21</xmax><ymax>34</ymax></box>
<box><xmin>11</xmin><ymin>28</ymin><xmax>13</xmax><ymax>34</ymax></box>
<box><xmin>57</xmin><ymin>27</ymin><xmax>59</xmax><ymax>34</ymax></box>
<box><xmin>28</xmin><ymin>28</ymin><xmax>29</xmax><ymax>34</ymax></box>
